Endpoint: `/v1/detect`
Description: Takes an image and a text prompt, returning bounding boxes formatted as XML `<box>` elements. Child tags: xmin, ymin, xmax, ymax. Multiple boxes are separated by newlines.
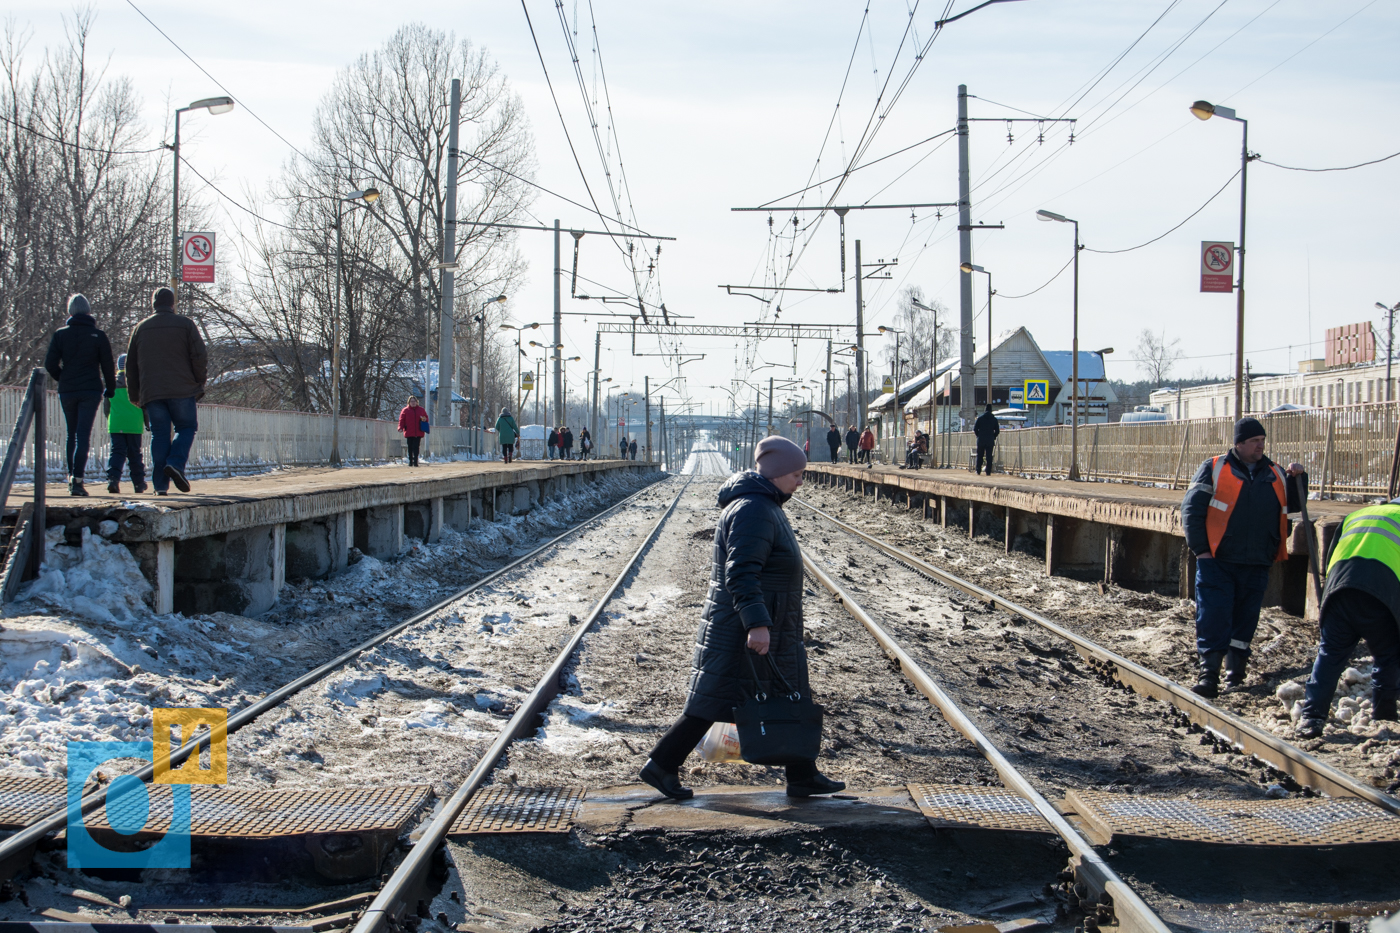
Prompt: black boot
<box><xmin>68</xmin><ymin>478</ymin><xmax>89</xmax><ymax>497</ymax></box>
<box><xmin>786</xmin><ymin>771</ymin><xmax>846</xmax><ymax>798</ymax></box>
<box><xmin>1192</xmin><ymin>650</ymin><xmax>1227</xmax><ymax>699</ymax></box>
<box><xmin>640</xmin><ymin>759</ymin><xmax>693</xmax><ymax>800</ymax></box>
<box><xmin>1374</xmin><ymin>690</ymin><xmax>1399</xmax><ymax>722</ymax></box>
<box><xmin>1224</xmin><ymin>648</ymin><xmax>1249</xmax><ymax>690</ymax></box>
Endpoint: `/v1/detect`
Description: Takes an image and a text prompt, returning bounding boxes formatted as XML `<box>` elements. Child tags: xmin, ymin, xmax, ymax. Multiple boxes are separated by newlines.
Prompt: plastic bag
<box><xmin>694</xmin><ymin>721</ymin><xmax>743</xmax><ymax>763</ymax></box>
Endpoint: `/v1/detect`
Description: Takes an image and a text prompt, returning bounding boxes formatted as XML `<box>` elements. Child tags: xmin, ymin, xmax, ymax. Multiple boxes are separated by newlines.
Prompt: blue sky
<box><xmin>12</xmin><ymin>0</ymin><xmax>1398</xmax><ymax>408</ymax></box>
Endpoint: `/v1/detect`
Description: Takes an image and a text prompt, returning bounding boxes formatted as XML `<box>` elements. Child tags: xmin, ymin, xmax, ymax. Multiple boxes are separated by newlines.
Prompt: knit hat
<box><xmin>152</xmin><ymin>287</ymin><xmax>175</xmax><ymax>309</ymax></box>
<box><xmin>754</xmin><ymin>435</ymin><xmax>806</xmax><ymax>479</ymax></box>
<box><xmin>67</xmin><ymin>294</ymin><xmax>91</xmax><ymax>318</ymax></box>
<box><xmin>1234</xmin><ymin>417</ymin><xmax>1265</xmax><ymax>444</ymax></box>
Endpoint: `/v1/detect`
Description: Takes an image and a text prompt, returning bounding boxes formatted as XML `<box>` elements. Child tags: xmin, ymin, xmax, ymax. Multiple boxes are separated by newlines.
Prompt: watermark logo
<box><xmin>66</xmin><ymin>707</ymin><xmax>226</xmax><ymax>869</ymax></box>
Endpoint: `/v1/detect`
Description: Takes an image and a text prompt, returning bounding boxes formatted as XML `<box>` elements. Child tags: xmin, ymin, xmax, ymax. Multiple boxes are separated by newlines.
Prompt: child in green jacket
<box><xmin>106</xmin><ymin>353</ymin><xmax>148</xmax><ymax>494</ymax></box>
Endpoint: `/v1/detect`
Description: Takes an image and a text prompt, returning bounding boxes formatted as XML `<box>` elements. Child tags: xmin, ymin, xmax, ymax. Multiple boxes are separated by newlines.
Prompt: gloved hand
<box><xmin>103</xmin><ymin>389</ymin><xmax>115</xmax><ymax>398</ymax></box>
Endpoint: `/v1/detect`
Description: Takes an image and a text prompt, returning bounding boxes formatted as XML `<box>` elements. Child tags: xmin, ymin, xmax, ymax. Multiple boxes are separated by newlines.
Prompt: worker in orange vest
<box><xmin>1181</xmin><ymin>417</ymin><xmax>1304</xmax><ymax>698</ymax></box>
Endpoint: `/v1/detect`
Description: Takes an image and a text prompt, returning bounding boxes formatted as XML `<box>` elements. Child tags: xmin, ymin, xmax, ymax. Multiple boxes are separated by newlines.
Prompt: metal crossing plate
<box><xmin>1065</xmin><ymin>789</ymin><xmax>1400</xmax><ymax>846</ymax></box>
<box><xmin>0</xmin><ymin>775</ymin><xmax>436</xmax><ymax>839</ymax></box>
<box><xmin>907</xmin><ymin>783</ymin><xmax>1052</xmax><ymax>834</ymax></box>
<box><xmin>0</xmin><ymin>776</ymin><xmax>68</xmax><ymax>830</ymax></box>
<box><xmin>449</xmin><ymin>785</ymin><xmax>585</xmax><ymax>835</ymax></box>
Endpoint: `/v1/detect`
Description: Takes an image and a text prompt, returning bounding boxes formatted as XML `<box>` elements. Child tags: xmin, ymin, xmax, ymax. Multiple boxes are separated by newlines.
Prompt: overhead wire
<box><xmin>0</xmin><ymin>112</ymin><xmax>166</xmax><ymax>155</ymax></box>
<box><xmin>1083</xmin><ymin>167</ymin><xmax>1240</xmax><ymax>254</ymax></box>
<box><xmin>1257</xmin><ymin>151</ymin><xmax>1400</xmax><ymax>173</ymax></box>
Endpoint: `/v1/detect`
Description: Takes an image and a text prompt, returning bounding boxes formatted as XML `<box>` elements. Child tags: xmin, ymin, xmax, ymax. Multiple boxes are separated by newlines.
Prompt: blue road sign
<box><xmin>1024</xmin><ymin>379</ymin><xmax>1049</xmax><ymax>405</ymax></box>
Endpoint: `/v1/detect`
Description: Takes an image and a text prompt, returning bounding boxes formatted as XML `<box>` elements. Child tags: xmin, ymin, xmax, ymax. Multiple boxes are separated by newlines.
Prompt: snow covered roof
<box><xmin>1041</xmin><ymin>351</ymin><xmax>1108</xmax><ymax>384</ymax></box>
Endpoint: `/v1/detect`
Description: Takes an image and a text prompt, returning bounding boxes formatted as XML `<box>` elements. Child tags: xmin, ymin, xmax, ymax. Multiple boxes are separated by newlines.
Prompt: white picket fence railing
<box><xmin>1</xmin><ymin>386</ymin><xmax>484</xmax><ymax>481</ymax></box>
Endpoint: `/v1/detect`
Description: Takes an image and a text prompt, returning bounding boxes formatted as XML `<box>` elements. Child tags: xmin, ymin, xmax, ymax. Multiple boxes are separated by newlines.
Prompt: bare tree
<box><xmin>880</xmin><ymin>286</ymin><xmax>954</xmax><ymax>379</ymax></box>
<box><xmin>1134</xmin><ymin>328</ymin><xmax>1184</xmax><ymax>386</ymax></box>
<box><xmin>0</xmin><ymin>12</ymin><xmax>169</xmax><ymax>382</ymax></box>
<box><xmin>207</xmin><ymin>24</ymin><xmax>534</xmax><ymax>419</ymax></box>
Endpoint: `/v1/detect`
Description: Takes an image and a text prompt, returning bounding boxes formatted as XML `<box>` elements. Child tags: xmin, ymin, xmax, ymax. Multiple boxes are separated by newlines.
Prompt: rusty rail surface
<box><xmin>796</xmin><ymin>497</ymin><xmax>1400</xmax><ymax>816</ymax></box>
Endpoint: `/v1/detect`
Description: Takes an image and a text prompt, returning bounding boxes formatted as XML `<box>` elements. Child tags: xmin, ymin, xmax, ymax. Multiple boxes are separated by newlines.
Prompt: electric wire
<box><xmin>1083</xmin><ymin>167</ymin><xmax>1240</xmax><ymax>254</ymax></box>
<box><xmin>996</xmin><ymin>255</ymin><xmax>1075</xmax><ymax>299</ymax></box>
<box><xmin>1258</xmin><ymin>151</ymin><xmax>1400</xmax><ymax>173</ymax></box>
<box><xmin>0</xmin><ymin>112</ymin><xmax>166</xmax><ymax>155</ymax></box>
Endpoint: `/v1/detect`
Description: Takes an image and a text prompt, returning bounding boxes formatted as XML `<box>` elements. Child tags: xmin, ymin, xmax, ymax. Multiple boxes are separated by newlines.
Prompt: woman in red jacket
<box><xmin>858</xmin><ymin>425</ymin><xmax>876</xmax><ymax>467</ymax></box>
<box><xmin>397</xmin><ymin>395</ymin><xmax>429</xmax><ymax>467</ymax></box>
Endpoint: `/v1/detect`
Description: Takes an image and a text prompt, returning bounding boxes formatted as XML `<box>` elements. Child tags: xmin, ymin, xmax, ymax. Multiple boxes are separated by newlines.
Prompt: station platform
<box><xmin>803</xmin><ymin>462</ymin><xmax>1365</xmax><ymax>617</ymax></box>
<box><xmin>6</xmin><ymin>458</ymin><xmax>650</xmax><ymax>616</ymax></box>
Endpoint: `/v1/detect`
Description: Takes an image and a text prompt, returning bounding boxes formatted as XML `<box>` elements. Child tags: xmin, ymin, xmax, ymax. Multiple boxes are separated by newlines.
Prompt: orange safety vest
<box><xmin>1203</xmin><ymin>455</ymin><xmax>1289</xmax><ymax>562</ymax></box>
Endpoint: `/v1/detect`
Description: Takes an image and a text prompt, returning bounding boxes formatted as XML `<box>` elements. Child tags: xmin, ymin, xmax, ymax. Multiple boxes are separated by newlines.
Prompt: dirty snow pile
<box><xmin>1271</xmin><ymin>668</ymin><xmax>1396</xmax><ymax>736</ymax></box>
<box><xmin>19</xmin><ymin>525</ymin><xmax>152</xmax><ymax>625</ymax></box>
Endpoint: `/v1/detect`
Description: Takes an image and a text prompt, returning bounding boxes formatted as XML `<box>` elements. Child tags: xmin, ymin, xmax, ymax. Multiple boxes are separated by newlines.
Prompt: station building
<box><xmin>867</xmin><ymin>326</ymin><xmax>1117</xmax><ymax>436</ymax></box>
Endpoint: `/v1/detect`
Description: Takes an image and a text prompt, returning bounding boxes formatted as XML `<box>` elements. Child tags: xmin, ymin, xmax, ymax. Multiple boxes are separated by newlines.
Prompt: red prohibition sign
<box><xmin>184</xmin><ymin>235</ymin><xmax>212</xmax><ymax>263</ymax></box>
<box><xmin>1202</xmin><ymin>243</ymin><xmax>1232</xmax><ymax>273</ymax></box>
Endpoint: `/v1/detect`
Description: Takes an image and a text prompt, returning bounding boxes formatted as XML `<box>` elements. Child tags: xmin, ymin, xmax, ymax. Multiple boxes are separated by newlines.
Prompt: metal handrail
<box><xmin>0</xmin><ymin>369</ymin><xmax>46</xmax><ymax>598</ymax></box>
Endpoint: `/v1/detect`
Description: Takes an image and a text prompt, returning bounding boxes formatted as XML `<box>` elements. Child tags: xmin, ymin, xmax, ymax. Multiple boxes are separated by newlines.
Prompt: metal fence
<box><xmin>877</xmin><ymin>402</ymin><xmax>1400</xmax><ymax>498</ymax></box>
<box><xmin>1</xmin><ymin>386</ymin><xmax>484</xmax><ymax>482</ymax></box>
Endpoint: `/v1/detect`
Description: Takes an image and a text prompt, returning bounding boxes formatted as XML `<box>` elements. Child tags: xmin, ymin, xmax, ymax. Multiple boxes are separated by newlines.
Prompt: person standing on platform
<box><xmin>1295</xmin><ymin>501</ymin><xmax>1400</xmax><ymax>738</ymax></box>
<box><xmin>126</xmin><ymin>287</ymin><xmax>206</xmax><ymax>495</ymax></box>
<box><xmin>619</xmin><ymin>435</ymin><xmax>628</xmax><ymax>460</ymax></box>
<box><xmin>397</xmin><ymin>396</ymin><xmax>428</xmax><ymax>467</ymax></box>
<box><xmin>579</xmin><ymin>427</ymin><xmax>592</xmax><ymax>461</ymax></box>
<box><xmin>826</xmin><ymin>425</ymin><xmax>841</xmax><ymax>463</ymax></box>
<box><xmin>629</xmin><ymin>438</ymin><xmax>639</xmax><ymax>461</ymax></box>
<box><xmin>561</xmin><ymin>425</ymin><xmax>575</xmax><ymax>460</ymax></box>
<box><xmin>547</xmin><ymin>426</ymin><xmax>559</xmax><ymax>460</ymax></box>
<box><xmin>495</xmin><ymin>408</ymin><xmax>518</xmax><ymax>464</ymax></box>
<box><xmin>857</xmin><ymin>425</ymin><xmax>875</xmax><ymax>466</ymax></box>
<box><xmin>45</xmin><ymin>294</ymin><xmax>115</xmax><ymax>497</ymax></box>
<box><xmin>844</xmin><ymin>425</ymin><xmax>859</xmax><ymax>464</ymax></box>
<box><xmin>105</xmin><ymin>354</ymin><xmax>147</xmax><ymax>494</ymax></box>
<box><xmin>974</xmin><ymin>405</ymin><xmax>999</xmax><ymax>475</ymax></box>
<box><xmin>1181</xmin><ymin>417</ymin><xmax>1303</xmax><ymax>698</ymax></box>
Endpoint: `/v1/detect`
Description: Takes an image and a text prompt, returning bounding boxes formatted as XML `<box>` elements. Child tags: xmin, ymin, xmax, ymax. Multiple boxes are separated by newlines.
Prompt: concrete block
<box><xmin>285</xmin><ymin>512</ymin><xmax>351</xmax><ymax>581</ymax></box>
<box><xmin>355</xmin><ymin>505</ymin><xmax>404</xmax><ymax>558</ymax></box>
<box><xmin>156</xmin><ymin>539</ymin><xmax>174</xmax><ymax>615</ymax></box>
<box><xmin>1045</xmin><ymin>515</ymin><xmax>1105</xmax><ymax>580</ymax></box>
<box><xmin>511</xmin><ymin>485</ymin><xmax>531</xmax><ymax>514</ymax></box>
<box><xmin>444</xmin><ymin>495</ymin><xmax>472</xmax><ymax>532</ymax></box>
<box><xmin>429</xmin><ymin>498</ymin><xmax>443</xmax><ymax>543</ymax></box>
<box><xmin>172</xmin><ymin>524</ymin><xmax>282</xmax><ymax>616</ymax></box>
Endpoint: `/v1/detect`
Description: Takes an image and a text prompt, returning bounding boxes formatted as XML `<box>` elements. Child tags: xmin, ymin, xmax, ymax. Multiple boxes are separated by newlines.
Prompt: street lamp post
<box><xmin>1377</xmin><ymin>301</ymin><xmax>1399</xmax><ymax>401</ymax></box>
<box><xmin>1036</xmin><ymin>209</ymin><xmax>1082</xmax><ymax>478</ymax></box>
<box><xmin>1190</xmin><ymin>99</ymin><xmax>1251</xmax><ymax>420</ymax></box>
<box><xmin>529</xmin><ymin>341</ymin><xmax>564</xmax><ymax>429</ymax></box>
<box><xmin>169</xmin><ymin>96</ymin><xmax>234</xmax><ymax>297</ymax></box>
<box><xmin>959</xmin><ymin>263</ymin><xmax>993</xmax><ymax>414</ymax></box>
<box><xmin>332</xmin><ymin>187</ymin><xmax>381</xmax><ymax>465</ymax></box>
<box><xmin>912</xmin><ymin>297</ymin><xmax>941</xmax><ymax>466</ymax></box>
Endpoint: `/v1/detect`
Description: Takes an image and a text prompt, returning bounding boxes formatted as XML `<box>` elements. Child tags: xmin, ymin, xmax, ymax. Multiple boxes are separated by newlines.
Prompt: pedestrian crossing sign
<box><xmin>1024</xmin><ymin>379</ymin><xmax>1049</xmax><ymax>405</ymax></box>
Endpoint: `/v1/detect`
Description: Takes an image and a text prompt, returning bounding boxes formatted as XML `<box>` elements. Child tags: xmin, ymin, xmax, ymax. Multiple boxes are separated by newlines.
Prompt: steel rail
<box><xmin>802</xmin><ymin>554</ymin><xmax>1171</xmax><ymax>933</ymax></box>
<box><xmin>352</xmin><ymin>478</ymin><xmax>690</xmax><ymax>933</ymax></box>
<box><xmin>0</xmin><ymin>473</ymin><xmax>668</xmax><ymax>868</ymax></box>
<box><xmin>796</xmin><ymin>496</ymin><xmax>1400</xmax><ymax>815</ymax></box>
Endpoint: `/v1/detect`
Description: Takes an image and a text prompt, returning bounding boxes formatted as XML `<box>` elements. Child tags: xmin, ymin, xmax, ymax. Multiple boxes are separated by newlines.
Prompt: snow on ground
<box><xmin>0</xmin><ymin>468</ymin><xmax>660</xmax><ymax>780</ymax></box>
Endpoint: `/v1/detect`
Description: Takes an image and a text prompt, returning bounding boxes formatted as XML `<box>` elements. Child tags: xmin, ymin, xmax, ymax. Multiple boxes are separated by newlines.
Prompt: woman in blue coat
<box><xmin>641</xmin><ymin>436</ymin><xmax>844</xmax><ymax>800</ymax></box>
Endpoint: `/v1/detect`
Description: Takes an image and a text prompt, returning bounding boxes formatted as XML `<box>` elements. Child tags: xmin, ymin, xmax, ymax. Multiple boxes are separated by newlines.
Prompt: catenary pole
<box><xmin>855</xmin><ymin>240</ymin><xmax>866</xmax><ymax>423</ymax></box>
<box><xmin>436</xmin><ymin>79</ymin><xmax>461</xmax><ymax>433</ymax></box>
<box><xmin>554</xmin><ymin>219</ymin><xmax>563</xmax><ymax>430</ymax></box>
<box><xmin>957</xmin><ymin>85</ymin><xmax>975</xmax><ymax>429</ymax></box>
<box><xmin>1234</xmin><ymin>118</ymin><xmax>1249</xmax><ymax>421</ymax></box>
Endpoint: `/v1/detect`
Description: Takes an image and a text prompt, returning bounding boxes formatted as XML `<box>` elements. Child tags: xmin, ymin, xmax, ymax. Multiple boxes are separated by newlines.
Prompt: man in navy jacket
<box><xmin>45</xmin><ymin>294</ymin><xmax>115</xmax><ymax>496</ymax></box>
<box><xmin>1181</xmin><ymin>417</ymin><xmax>1303</xmax><ymax>697</ymax></box>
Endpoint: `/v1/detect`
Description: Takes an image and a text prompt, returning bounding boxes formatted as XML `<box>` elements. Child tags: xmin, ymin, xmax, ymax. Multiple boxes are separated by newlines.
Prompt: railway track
<box><xmin>793</xmin><ymin>495</ymin><xmax>1400</xmax><ymax>813</ymax></box>
<box><xmin>0</xmin><ymin>474</ymin><xmax>680</xmax><ymax>928</ymax></box>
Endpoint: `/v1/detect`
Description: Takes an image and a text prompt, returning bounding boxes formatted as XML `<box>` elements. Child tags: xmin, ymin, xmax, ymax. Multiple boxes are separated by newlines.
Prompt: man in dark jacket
<box><xmin>826</xmin><ymin>425</ymin><xmax>841</xmax><ymax>463</ymax></box>
<box><xmin>642</xmin><ymin>436</ymin><xmax>843</xmax><ymax>800</ymax></box>
<box><xmin>547</xmin><ymin>427</ymin><xmax>559</xmax><ymax>459</ymax></box>
<box><xmin>1295</xmin><ymin>502</ymin><xmax>1400</xmax><ymax>738</ymax></box>
<box><xmin>1181</xmin><ymin>417</ymin><xmax>1303</xmax><ymax>697</ymax></box>
<box><xmin>844</xmin><ymin>425</ymin><xmax>859</xmax><ymax>464</ymax></box>
<box><xmin>45</xmin><ymin>294</ymin><xmax>115</xmax><ymax>496</ymax></box>
<box><xmin>629</xmin><ymin>438</ymin><xmax>638</xmax><ymax>460</ymax></box>
<box><xmin>973</xmin><ymin>405</ymin><xmax>999</xmax><ymax>475</ymax></box>
<box><xmin>561</xmin><ymin>426</ymin><xmax>575</xmax><ymax>460</ymax></box>
<box><xmin>127</xmin><ymin>287</ymin><xmax>207</xmax><ymax>495</ymax></box>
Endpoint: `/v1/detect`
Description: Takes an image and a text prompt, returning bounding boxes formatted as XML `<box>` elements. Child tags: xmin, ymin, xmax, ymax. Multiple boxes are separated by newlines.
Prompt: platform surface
<box><xmin>8</xmin><ymin>459</ymin><xmax>646</xmax><ymax>541</ymax></box>
<box><xmin>807</xmin><ymin>462</ymin><xmax>1360</xmax><ymax>532</ymax></box>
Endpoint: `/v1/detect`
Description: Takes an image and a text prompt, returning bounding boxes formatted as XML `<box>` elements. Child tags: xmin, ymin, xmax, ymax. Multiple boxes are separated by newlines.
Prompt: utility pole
<box><xmin>767</xmin><ymin>377</ymin><xmax>775</xmax><ymax>436</ymax></box>
<box><xmin>553</xmin><ymin>219</ymin><xmax>563</xmax><ymax>430</ymax></box>
<box><xmin>824</xmin><ymin>340</ymin><xmax>832</xmax><ymax>418</ymax></box>
<box><xmin>437</xmin><ymin>78</ymin><xmax>461</xmax><ymax>431</ymax></box>
<box><xmin>660</xmin><ymin>397</ymin><xmax>666</xmax><ymax>471</ymax></box>
<box><xmin>644</xmin><ymin>375</ymin><xmax>652</xmax><ymax>462</ymax></box>
<box><xmin>957</xmin><ymin>85</ymin><xmax>975</xmax><ymax>429</ymax></box>
<box><xmin>591</xmin><ymin>330</ymin><xmax>601</xmax><ymax>443</ymax></box>
<box><xmin>854</xmin><ymin>240</ymin><xmax>866</xmax><ymax>424</ymax></box>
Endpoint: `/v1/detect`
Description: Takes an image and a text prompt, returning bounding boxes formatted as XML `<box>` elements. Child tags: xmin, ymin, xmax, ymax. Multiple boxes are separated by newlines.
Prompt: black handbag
<box><xmin>733</xmin><ymin>650</ymin><xmax>823</xmax><ymax>765</ymax></box>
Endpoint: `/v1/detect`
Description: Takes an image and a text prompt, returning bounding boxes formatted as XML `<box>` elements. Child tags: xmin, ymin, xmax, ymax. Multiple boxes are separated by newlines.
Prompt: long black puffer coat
<box><xmin>683</xmin><ymin>471</ymin><xmax>809</xmax><ymax>722</ymax></box>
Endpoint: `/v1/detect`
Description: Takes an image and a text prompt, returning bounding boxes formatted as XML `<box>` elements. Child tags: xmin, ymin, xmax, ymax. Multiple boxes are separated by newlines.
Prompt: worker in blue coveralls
<box><xmin>1181</xmin><ymin>417</ymin><xmax>1303</xmax><ymax>698</ymax></box>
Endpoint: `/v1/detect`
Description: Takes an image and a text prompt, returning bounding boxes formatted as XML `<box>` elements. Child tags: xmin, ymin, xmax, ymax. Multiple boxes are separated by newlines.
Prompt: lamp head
<box><xmin>494</xmin><ymin>294</ymin><xmax>507</xmax><ymax>303</ymax></box>
<box><xmin>189</xmin><ymin>96</ymin><xmax>235</xmax><ymax>115</ymax></box>
<box><xmin>498</xmin><ymin>324</ymin><xmax>513</xmax><ymax>332</ymax></box>
<box><xmin>1037</xmin><ymin>209</ymin><xmax>1068</xmax><ymax>223</ymax></box>
<box><xmin>1377</xmin><ymin>302</ymin><xmax>1392</xmax><ymax>312</ymax></box>
<box><xmin>1190</xmin><ymin>100</ymin><xmax>1216</xmax><ymax>121</ymax></box>
<box><xmin>345</xmin><ymin>188</ymin><xmax>380</xmax><ymax>204</ymax></box>
<box><xmin>1094</xmin><ymin>347</ymin><xmax>1114</xmax><ymax>355</ymax></box>
<box><xmin>959</xmin><ymin>262</ymin><xmax>984</xmax><ymax>274</ymax></box>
